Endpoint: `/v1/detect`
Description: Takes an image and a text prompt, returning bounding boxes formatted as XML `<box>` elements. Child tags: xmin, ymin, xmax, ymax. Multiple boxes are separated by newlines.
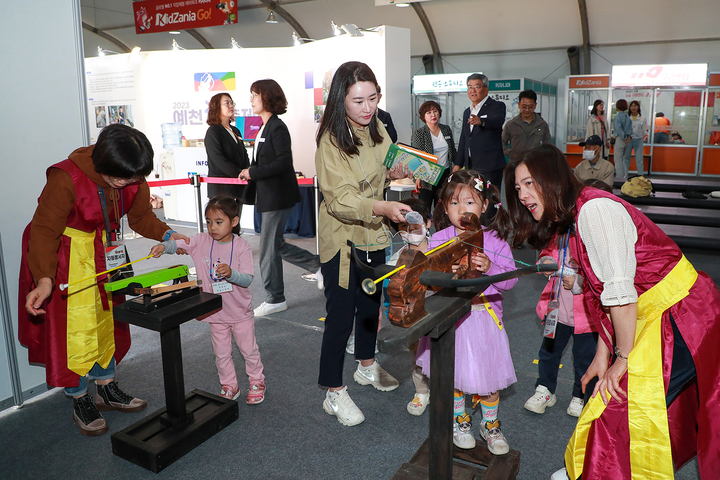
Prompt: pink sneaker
<box><xmin>247</xmin><ymin>381</ymin><xmax>266</xmax><ymax>405</ymax></box>
<box><xmin>219</xmin><ymin>385</ymin><xmax>240</xmax><ymax>400</ymax></box>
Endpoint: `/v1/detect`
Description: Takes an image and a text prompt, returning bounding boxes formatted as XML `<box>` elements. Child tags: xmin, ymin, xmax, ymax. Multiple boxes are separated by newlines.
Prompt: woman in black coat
<box><xmin>411</xmin><ymin>100</ymin><xmax>456</xmax><ymax>210</ymax></box>
<box><xmin>205</xmin><ymin>93</ymin><xmax>249</xmax><ymax>202</ymax></box>
<box><xmin>239</xmin><ymin>79</ymin><xmax>320</xmax><ymax>316</ymax></box>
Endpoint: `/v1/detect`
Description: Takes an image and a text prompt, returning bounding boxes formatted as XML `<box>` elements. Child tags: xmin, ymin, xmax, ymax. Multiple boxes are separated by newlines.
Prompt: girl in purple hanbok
<box><xmin>416</xmin><ymin>170</ymin><xmax>518</xmax><ymax>455</ymax></box>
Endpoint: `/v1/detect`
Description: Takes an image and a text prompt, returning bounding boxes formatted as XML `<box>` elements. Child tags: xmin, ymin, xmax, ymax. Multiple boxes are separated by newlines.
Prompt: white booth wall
<box><xmin>86</xmin><ymin>27</ymin><xmax>412</xmax><ymax>179</ymax></box>
<box><xmin>0</xmin><ymin>0</ymin><xmax>89</xmax><ymax>408</ymax></box>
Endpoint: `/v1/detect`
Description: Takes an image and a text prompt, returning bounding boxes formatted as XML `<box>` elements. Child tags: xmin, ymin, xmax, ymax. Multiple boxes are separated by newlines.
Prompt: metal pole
<box><xmin>192</xmin><ymin>174</ymin><xmax>203</xmax><ymax>233</ymax></box>
<box><xmin>0</xmin><ymin>233</ymin><xmax>23</xmax><ymax>408</ymax></box>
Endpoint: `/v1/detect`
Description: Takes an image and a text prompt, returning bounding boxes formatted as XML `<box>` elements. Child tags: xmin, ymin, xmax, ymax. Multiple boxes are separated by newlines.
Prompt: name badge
<box><xmin>480</xmin><ymin>114</ymin><xmax>488</xmax><ymax>119</ymax></box>
<box><xmin>104</xmin><ymin>243</ymin><xmax>128</xmax><ymax>271</ymax></box>
<box><xmin>444</xmin><ymin>136</ymin><xmax>451</xmax><ymax>139</ymax></box>
<box><xmin>212</xmin><ymin>280</ymin><xmax>233</xmax><ymax>294</ymax></box>
<box><xmin>257</xmin><ymin>137</ymin><xmax>265</xmax><ymax>143</ymax></box>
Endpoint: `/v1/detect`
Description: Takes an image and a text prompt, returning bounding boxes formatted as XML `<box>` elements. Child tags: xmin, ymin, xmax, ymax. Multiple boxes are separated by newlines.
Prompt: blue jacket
<box><xmin>454</xmin><ymin>96</ymin><xmax>506</xmax><ymax>173</ymax></box>
<box><xmin>613</xmin><ymin>111</ymin><xmax>633</xmax><ymax>140</ymax></box>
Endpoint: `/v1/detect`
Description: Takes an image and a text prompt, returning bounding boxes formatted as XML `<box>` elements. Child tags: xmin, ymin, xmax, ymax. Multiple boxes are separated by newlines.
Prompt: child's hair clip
<box><xmin>486</xmin><ymin>180</ymin><xmax>492</xmax><ymax>188</ymax></box>
<box><xmin>447</xmin><ymin>174</ymin><xmax>453</xmax><ymax>183</ymax></box>
<box><xmin>495</xmin><ymin>202</ymin><xmax>502</xmax><ymax>209</ymax></box>
<box><xmin>473</xmin><ymin>177</ymin><xmax>484</xmax><ymax>192</ymax></box>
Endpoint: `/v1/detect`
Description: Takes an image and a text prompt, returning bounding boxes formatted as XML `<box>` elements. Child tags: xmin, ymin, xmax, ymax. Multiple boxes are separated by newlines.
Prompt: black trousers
<box><xmin>317</xmin><ymin>249</ymin><xmax>385</xmax><ymax>388</ymax></box>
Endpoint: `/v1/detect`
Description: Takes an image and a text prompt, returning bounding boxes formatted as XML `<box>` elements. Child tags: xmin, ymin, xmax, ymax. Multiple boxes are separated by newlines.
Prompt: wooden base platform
<box><xmin>392</xmin><ymin>438</ymin><xmax>520</xmax><ymax>480</ymax></box>
<box><xmin>111</xmin><ymin>389</ymin><xmax>238</xmax><ymax>473</ymax></box>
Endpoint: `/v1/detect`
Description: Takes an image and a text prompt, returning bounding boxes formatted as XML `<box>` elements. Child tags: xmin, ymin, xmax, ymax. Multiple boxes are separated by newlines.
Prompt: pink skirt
<box><xmin>416</xmin><ymin>309</ymin><xmax>516</xmax><ymax>396</ymax></box>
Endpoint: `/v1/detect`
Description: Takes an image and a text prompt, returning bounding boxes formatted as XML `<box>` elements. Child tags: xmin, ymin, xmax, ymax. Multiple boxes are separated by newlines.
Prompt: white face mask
<box><xmin>400</xmin><ymin>225</ymin><xmax>427</xmax><ymax>246</ymax></box>
<box><xmin>582</xmin><ymin>150</ymin><xmax>597</xmax><ymax>160</ymax></box>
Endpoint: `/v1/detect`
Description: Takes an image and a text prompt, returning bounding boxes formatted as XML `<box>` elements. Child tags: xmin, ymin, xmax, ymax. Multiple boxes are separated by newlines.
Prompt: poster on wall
<box><xmin>133</xmin><ymin>0</ymin><xmax>237</xmax><ymax>35</ymax></box>
<box><xmin>85</xmin><ymin>58</ymin><xmax>143</xmax><ymax>143</ymax></box>
<box><xmin>305</xmin><ymin>70</ymin><xmax>333</xmax><ymax>123</ymax></box>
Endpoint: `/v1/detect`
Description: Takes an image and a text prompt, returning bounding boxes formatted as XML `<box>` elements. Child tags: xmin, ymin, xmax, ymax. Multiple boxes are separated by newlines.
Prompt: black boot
<box><xmin>95</xmin><ymin>381</ymin><xmax>147</xmax><ymax>413</ymax></box>
<box><xmin>73</xmin><ymin>394</ymin><xmax>108</xmax><ymax>437</ymax></box>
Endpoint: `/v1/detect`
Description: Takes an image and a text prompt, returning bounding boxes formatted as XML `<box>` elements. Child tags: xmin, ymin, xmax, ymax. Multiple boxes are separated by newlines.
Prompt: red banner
<box><xmin>133</xmin><ymin>0</ymin><xmax>237</xmax><ymax>35</ymax></box>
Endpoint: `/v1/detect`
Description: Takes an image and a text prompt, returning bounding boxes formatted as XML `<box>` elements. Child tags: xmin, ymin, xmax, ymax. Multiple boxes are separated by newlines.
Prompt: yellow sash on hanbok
<box><xmin>565</xmin><ymin>255</ymin><xmax>697</xmax><ymax>480</ymax></box>
<box><xmin>65</xmin><ymin>226</ymin><xmax>115</xmax><ymax>376</ymax></box>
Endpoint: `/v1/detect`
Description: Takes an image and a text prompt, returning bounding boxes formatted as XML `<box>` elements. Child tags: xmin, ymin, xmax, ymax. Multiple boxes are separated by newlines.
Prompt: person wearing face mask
<box><xmin>573</xmin><ymin>135</ymin><xmax>614</xmax><ymax>187</ymax></box>
<box><xmin>384</xmin><ymin>198</ymin><xmax>434</xmax><ymax>417</ymax></box>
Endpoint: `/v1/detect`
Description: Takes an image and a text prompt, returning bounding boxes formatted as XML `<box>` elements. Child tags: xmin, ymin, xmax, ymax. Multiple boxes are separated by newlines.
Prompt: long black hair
<box><xmin>315</xmin><ymin>61</ymin><xmax>383</xmax><ymax>156</ymax></box>
<box><xmin>590</xmin><ymin>99</ymin><xmax>604</xmax><ymax>116</ymax></box>
<box><xmin>434</xmin><ymin>170</ymin><xmax>501</xmax><ymax>232</ymax></box>
<box><xmin>494</xmin><ymin>145</ymin><xmax>583</xmax><ymax>250</ymax></box>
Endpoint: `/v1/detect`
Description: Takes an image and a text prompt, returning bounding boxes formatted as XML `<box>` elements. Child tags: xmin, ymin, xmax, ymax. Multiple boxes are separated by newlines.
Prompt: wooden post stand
<box><xmin>111</xmin><ymin>289</ymin><xmax>238</xmax><ymax>473</ymax></box>
<box><xmin>378</xmin><ymin>287</ymin><xmax>521</xmax><ymax>480</ymax></box>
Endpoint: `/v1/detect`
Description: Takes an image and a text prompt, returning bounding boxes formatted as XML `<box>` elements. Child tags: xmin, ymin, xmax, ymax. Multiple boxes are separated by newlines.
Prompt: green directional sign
<box><xmin>489</xmin><ymin>80</ymin><xmax>521</xmax><ymax>91</ymax></box>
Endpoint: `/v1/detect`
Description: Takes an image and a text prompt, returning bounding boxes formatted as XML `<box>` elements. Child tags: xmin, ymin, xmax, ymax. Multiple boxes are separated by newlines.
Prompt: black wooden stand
<box><xmin>378</xmin><ymin>287</ymin><xmax>521</xmax><ymax>480</ymax></box>
<box><xmin>111</xmin><ymin>291</ymin><xmax>238</xmax><ymax>473</ymax></box>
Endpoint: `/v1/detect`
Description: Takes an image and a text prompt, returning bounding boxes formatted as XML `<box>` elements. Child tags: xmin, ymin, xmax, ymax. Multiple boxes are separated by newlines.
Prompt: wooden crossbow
<box><xmin>351</xmin><ymin>212</ymin><xmax>558</xmax><ymax>328</ymax></box>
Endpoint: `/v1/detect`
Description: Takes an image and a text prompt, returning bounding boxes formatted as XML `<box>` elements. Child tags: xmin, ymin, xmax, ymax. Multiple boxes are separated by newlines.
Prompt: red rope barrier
<box><xmin>146</xmin><ymin>178</ymin><xmax>192</xmax><ymax>187</ymax></box>
<box><xmin>148</xmin><ymin>176</ymin><xmax>315</xmax><ymax>187</ymax></box>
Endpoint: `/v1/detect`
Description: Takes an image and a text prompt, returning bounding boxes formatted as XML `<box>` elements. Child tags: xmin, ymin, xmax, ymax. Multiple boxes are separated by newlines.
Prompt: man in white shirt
<box><xmin>454</xmin><ymin>73</ymin><xmax>506</xmax><ymax>220</ymax></box>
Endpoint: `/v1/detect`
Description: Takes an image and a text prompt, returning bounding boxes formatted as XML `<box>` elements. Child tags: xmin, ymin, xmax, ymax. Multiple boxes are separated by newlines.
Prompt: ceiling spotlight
<box><xmin>128</xmin><ymin>46</ymin><xmax>142</xmax><ymax>60</ymax></box>
<box><xmin>172</xmin><ymin>39</ymin><xmax>184</xmax><ymax>51</ymax></box>
<box><xmin>340</xmin><ymin>24</ymin><xmax>363</xmax><ymax>37</ymax></box>
<box><xmin>168</xmin><ymin>31</ymin><xmax>181</xmax><ymax>35</ymax></box>
<box><xmin>266</xmin><ymin>10</ymin><xmax>278</xmax><ymax>24</ymax></box>
<box><xmin>395</xmin><ymin>3</ymin><xmax>411</xmax><ymax>7</ymax></box>
<box><xmin>331</xmin><ymin>21</ymin><xmax>342</xmax><ymax>36</ymax></box>
<box><xmin>231</xmin><ymin>37</ymin><xmax>241</xmax><ymax>49</ymax></box>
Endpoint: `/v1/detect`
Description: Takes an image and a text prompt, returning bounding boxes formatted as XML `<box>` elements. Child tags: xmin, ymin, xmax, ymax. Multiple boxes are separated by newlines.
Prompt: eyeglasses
<box><xmin>221</xmin><ymin>101</ymin><xmax>235</xmax><ymax>107</ymax></box>
<box><xmin>467</xmin><ymin>86</ymin><xmax>484</xmax><ymax>91</ymax></box>
<box><xmin>250</xmin><ymin>93</ymin><xmax>259</xmax><ymax>101</ymax></box>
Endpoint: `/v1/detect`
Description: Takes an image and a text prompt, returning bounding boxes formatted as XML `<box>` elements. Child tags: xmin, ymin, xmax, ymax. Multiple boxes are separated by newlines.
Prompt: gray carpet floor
<box><xmin>1</xmin><ymin>210</ymin><xmax>711</xmax><ymax>480</ymax></box>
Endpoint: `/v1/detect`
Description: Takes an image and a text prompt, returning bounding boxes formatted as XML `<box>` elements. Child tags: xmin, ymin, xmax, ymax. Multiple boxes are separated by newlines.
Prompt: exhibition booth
<box><xmin>84</xmin><ymin>26</ymin><xmax>411</xmax><ymax>227</ymax></box>
<box><xmin>411</xmin><ymin>73</ymin><xmax>557</xmax><ymax>147</ymax></box>
<box><xmin>560</xmin><ymin>65</ymin><xmax>720</xmax><ymax>176</ymax></box>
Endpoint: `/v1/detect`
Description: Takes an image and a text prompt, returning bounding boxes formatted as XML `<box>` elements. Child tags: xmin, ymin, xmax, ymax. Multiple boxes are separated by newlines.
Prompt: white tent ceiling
<box><xmin>82</xmin><ymin>0</ymin><xmax>720</xmax><ymax>84</ymax></box>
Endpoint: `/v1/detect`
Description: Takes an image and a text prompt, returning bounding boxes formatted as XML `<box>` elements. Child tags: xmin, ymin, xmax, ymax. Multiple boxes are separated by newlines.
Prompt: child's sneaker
<box><xmin>453</xmin><ymin>413</ymin><xmax>476</xmax><ymax>449</ymax></box>
<box><xmin>219</xmin><ymin>385</ymin><xmax>240</xmax><ymax>400</ymax></box>
<box><xmin>479</xmin><ymin>420</ymin><xmax>509</xmax><ymax>455</ymax></box>
<box><xmin>323</xmin><ymin>386</ymin><xmax>364</xmax><ymax>426</ymax></box>
<box><xmin>246</xmin><ymin>381</ymin><xmax>265</xmax><ymax>404</ymax></box>
<box><xmin>407</xmin><ymin>392</ymin><xmax>430</xmax><ymax>416</ymax></box>
<box><xmin>524</xmin><ymin>385</ymin><xmax>557</xmax><ymax>414</ymax></box>
<box><xmin>566</xmin><ymin>396</ymin><xmax>584</xmax><ymax>417</ymax></box>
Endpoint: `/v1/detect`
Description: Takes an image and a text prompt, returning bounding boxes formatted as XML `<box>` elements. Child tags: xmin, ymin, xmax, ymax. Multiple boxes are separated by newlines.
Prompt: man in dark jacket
<box><xmin>501</xmin><ymin>89</ymin><xmax>552</xmax><ymax>160</ymax></box>
<box><xmin>454</xmin><ymin>73</ymin><xmax>506</xmax><ymax>220</ymax></box>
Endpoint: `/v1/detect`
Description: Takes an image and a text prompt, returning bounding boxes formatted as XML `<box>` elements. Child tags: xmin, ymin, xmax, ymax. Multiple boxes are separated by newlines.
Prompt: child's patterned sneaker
<box><xmin>219</xmin><ymin>385</ymin><xmax>240</xmax><ymax>400</ymax></box>
<box><xmin>246</xmin><ymin>381</ymin><xmax>266</xmax><ymax>404</ymax></box>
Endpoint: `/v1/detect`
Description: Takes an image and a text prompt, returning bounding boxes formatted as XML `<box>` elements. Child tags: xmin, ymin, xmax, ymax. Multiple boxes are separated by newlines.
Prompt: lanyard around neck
<box><xmin>209</xmin><ymin>235</ymin><xmax>234</xmax><ymax>270</ymax></box>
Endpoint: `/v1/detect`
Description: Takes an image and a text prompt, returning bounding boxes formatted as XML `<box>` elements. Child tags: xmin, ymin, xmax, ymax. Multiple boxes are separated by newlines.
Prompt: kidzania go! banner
<box><xmin>133</xmin><ymin>0</ymin><xmax>237</xmax><ymax>34</ymax></box>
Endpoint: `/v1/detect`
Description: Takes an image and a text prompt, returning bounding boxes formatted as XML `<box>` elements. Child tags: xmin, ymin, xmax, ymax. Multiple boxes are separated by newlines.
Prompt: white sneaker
<box><xmin>322</xmin><ymin>386</ymin><xmax>364</xmax><ymax>426</ymax></box>
<box><xmin>550</xmin><ymin>467</ymin><xmax>570</xmax><ymax>480</ymax></box>
<box><xmin>253</xmin><ymin>301</ymin><xmax>287</xmax><ymax>316</ymax></box>
<box><xmin>353</xmin><ymin>360</ymin><xmax>399</xmax><ymax>392</ymax></box>
<box><xmin>479</xmin><ymin>420</ymin><xmax>509</xmax><ymax>455</ymax></box>
<box><xmin>524</xmin><ymin>385</ymin><xmax>557</xmax><ymax>414</ymax></box>
<box><xmin>566</xmin><ymin>396</ymin><xmax>584</xmax><ymax>417</ymax></box>
<box><xmin>407</xmin><ymin>392</ymin><xmax>430</xmax><ymax>416</ymax></box>
<box><xmin>453</xmin><ymin>413</ymin><xmax>476</xmax><ymax>449</ymax></box>
<box><xmin>316</xmin><ymin>267</ymin><xmax>324</xmax><ymax>290</ymax></box>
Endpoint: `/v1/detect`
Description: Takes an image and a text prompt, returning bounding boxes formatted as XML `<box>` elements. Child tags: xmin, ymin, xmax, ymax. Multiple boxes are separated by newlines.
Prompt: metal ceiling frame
<box><xmin>411</xmin><ymin>2</ymin><xmax>443</xmax><ymax>73</ymax></box>
<box><xmin>577</xmin><ymin>0</ymin><xmax>591</xmax><ymax>74</ymax></box>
